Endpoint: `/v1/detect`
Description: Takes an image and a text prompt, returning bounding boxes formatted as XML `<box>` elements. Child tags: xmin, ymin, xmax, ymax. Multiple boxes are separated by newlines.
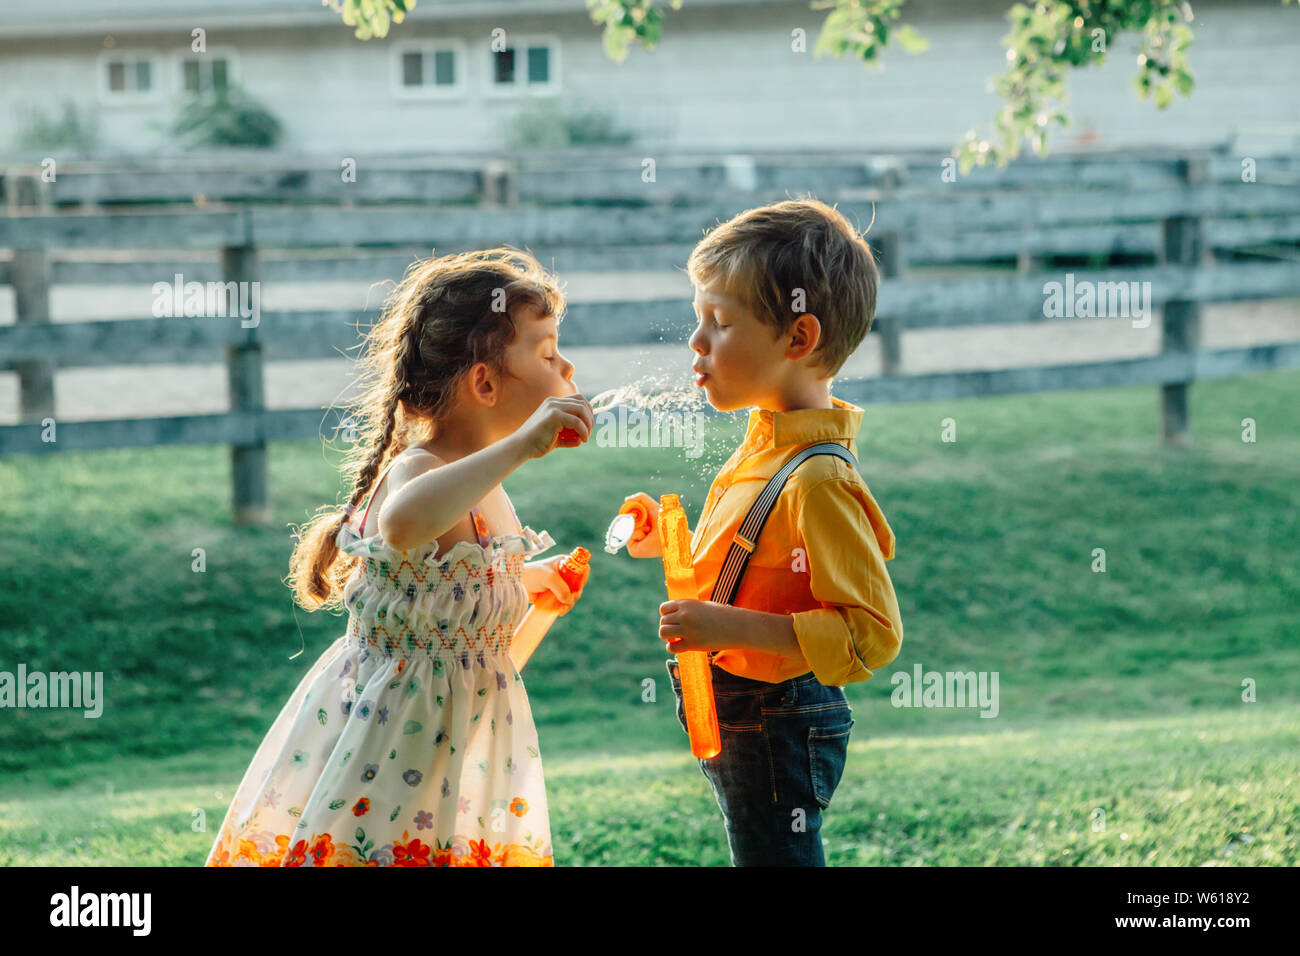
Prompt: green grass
<box><xmin>3</xmin><ymin>369</ymin><xmax>1298</xmax><ymax>864</ymax></box>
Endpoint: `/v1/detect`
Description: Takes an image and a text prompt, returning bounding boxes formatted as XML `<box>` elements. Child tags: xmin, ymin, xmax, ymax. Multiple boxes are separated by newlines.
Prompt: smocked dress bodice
<box><xmin>335</xmin><ymin>519</ymin><xmax>556</xmax><ymax>665</ymax></box>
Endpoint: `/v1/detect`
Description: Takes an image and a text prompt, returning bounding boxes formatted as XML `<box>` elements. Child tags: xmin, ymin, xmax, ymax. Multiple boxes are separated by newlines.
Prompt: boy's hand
<box><xmin>623</xmin><ymin>492</ymin><xmax>663</xmax><ymax>558</ymax></box>
<box><xmin>659</xmin><ymin>599</ymin><xmax>748</xmax><ymax>653</ymax></box>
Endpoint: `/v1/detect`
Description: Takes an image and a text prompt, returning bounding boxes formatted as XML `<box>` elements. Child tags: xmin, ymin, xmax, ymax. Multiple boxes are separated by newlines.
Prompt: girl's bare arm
<box><xmin>379</xmin><ymin>394</ymin><xmax>594</xmax><ymax>552</ymax></box>
<box><xmin>378</xmin><ymin>434</ymin><xmax>529</xmax><ymax>552</ymax></box>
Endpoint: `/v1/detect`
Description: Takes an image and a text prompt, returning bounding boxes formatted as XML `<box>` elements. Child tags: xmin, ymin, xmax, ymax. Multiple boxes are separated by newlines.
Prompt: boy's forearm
<box><xmin>724</xmin><ymin>606</ymin><xmax>802</xmax><ymax>658</ymax></box>
<box><xmin>380</xmin><ymin>434</ymin><xmax>529</xmax><ymax>551</ymax></box>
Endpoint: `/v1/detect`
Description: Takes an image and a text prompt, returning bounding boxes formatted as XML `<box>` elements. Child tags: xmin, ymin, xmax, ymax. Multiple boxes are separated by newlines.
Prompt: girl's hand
<box><xmin>522</xmin><ymin>557</ymin><xmax>586</xmax><ymax>616</ymax></box>
<box><xmin>513</xmin><ymin>395</ymin><xmax>596</xmax><ymax>461</ymax></box>
<box><xmin>623</xmin><ymin>492</ymin><xmax>663</xmax><ymax>558</ymax></box>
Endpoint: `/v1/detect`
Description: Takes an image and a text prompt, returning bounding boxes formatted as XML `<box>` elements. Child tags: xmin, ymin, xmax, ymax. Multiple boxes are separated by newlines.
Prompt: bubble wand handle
<box><xmin>659</xmin><ymin>493</ymin><xmax>721</xmax><ymax>760</ymax></box>
<box><xmin>510</xmin><ymin>547</ymin><xmax>592</xmax><ymax>672</ymax></box>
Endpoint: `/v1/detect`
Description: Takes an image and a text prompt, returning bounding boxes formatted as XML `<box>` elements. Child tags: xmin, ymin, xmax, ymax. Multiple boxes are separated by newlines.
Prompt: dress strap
<box><xmin>503</xmin><ymin>493</ymin><xmax>523</xmax><ymax>534</ymax></box>
<box><xmin>469</xmin><ymin>493</ymin><xmax>522</xmax><ymax>550</ymax></box>
<box><xmin>357</xmin><ymin>452</ymin><xmax>522</xmax><ymax>548</ymax></box>
<box><xmin>470</xmin><ymin>505</ymin><xmax>492</xmax><ymax>549</ymax></box>
<box><xmin>355</xmin><ymin>454</ymin><xmax>405</xmax><ymax>538</ymax></box>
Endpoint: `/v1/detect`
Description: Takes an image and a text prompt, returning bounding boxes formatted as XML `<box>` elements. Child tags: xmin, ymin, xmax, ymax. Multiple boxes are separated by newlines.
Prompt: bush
<box><xmin>16</xmin><ymin>100</ymin><xmax>101</xmax><ymax>153</ymax></box>
<box><xmin>506</xmin><ymin>101</ymin><xmax>633</xmax><ymax>148</ymax></box>
<box><xmin>171</xmin><ymin>84</ymin><xmax>282</xmax><ymax>149</ymax></box>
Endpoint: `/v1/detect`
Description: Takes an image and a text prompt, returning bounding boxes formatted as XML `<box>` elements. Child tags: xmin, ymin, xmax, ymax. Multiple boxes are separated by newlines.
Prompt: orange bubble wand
<box><xmin>556</xmin><ymin>387</ymin><xmax>619</xmax><ymax>447</ymax></box>
<box><xmin>510</xmin><ymin>547</ymin><xmax>591</xmax><ymax>672</ymax></box>
<box><xmin>658</xmin><ymin>494</ymin><xmax>721</xmax><ymax>759</ymax></box>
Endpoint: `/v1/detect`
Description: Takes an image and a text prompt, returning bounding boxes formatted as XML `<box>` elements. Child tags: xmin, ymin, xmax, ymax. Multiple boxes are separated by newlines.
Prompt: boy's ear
<box><xmin>785</xmin><ymin>313</ymin><xmax>822</xmax><ymax>362</ymax></box>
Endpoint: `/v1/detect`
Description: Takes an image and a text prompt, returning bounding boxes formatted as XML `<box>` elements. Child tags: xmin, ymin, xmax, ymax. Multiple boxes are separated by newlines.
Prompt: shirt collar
<box><xmin>743</xmin><ymin>395</ymin><xmax>864</xmax><ymax>450</ymax></box>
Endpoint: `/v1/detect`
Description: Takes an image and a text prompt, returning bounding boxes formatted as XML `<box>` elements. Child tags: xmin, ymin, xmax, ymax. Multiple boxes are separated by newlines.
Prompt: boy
<box><xmin>625</xmin><ymin>198</ymin><xmax>904</xmax><ymax>866</ymax></box>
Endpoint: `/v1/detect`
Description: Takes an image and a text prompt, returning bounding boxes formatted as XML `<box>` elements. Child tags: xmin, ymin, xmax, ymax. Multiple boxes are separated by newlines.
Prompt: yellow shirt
<box><xmin>688</xmin><ymin>396</ymin><xmax>903</xmax><ymax>686</ymax></box>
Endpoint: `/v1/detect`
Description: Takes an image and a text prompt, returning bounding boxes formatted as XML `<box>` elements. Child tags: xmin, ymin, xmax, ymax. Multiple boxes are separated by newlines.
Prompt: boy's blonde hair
<box><xmin>686</xmin><ymin>197</ymin><xmax>878</xmax><ymax>375</ymax></box>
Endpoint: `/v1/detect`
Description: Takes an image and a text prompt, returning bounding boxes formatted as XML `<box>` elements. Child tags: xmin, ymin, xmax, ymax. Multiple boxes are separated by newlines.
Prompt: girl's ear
<box><xmin>467</xmin><ymin>361</ymin><xmax>499</xmax><ymax>406</ymax></box>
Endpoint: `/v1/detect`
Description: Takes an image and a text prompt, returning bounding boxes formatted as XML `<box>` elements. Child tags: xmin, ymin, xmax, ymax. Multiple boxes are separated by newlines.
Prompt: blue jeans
<box><xmin>666</xmin><ymin>656</ymin><xmax>854</xmax><ymax>866</ymax></box>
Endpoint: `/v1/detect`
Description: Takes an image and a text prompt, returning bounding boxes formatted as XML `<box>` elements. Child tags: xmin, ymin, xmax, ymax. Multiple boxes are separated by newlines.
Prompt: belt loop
<box><xmin>779</xmin><ymin>677</ymin><xmax>797</xmax><ymax>707</ymax></box>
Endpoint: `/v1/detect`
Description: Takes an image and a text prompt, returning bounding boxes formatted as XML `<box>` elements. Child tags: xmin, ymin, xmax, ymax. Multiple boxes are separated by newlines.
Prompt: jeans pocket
<box><xmin>666</xmin><ymin>660</ymin><xmax>688</xmax><ymax>735</ymax></box>
<box><xmin>808</xmin><ymin>717</ymin><xmax>854</xmax><ymax>809</ymax></box>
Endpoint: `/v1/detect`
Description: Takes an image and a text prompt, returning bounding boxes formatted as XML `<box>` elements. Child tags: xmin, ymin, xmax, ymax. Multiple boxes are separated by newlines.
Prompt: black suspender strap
<box><xmin>707</xmin><ymin>441</ymin><xmax>860</xmax><ymax>607</ymax></box>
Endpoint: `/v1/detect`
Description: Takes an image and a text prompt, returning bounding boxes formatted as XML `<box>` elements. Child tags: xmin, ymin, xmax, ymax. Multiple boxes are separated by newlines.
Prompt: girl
<box><xmin>205</xmin><ymin>248</ymin><xmax>595</xmax><ymax>867</ymax></box>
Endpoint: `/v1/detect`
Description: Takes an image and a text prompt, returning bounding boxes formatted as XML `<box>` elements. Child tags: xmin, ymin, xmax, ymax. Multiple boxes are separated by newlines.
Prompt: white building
<box><xmin>0</xmin><ymin>0</ymin><xmax>1297</xmax><ymax>159</ymax></box>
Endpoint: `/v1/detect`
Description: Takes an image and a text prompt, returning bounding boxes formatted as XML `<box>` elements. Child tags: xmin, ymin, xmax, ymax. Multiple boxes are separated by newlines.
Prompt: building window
<box><xmin>493</xmin><ymin>48</ymin><xmax>515</xmax><ymax>85</ymax></box>
<box><xmin>108</xmin><ymin>58</ymin><xmax>151</xmax><ymax>93</ymax></box>
<box><xmin>527</xmin><ymin>46</ymin><xmax>550</xmax><ymax>84</ymax></box>
<box><xmin>488</xmin><ymin>37</ymin><xmax>558</xmax><ymax>95</ymax></box>
<box><xmin>394</xmin><ymin>42</ymin><xmax>466</xmax><ymax>98</ymax></box>
<box><xmin>181</xmin><ymin>54</ymin><xmax>234</xmax><ymax>95</ymax></box>
<box><xmin>100</xmin><ymin>52</ymin><xmax>162</xmax><ymax>103</ymax></box>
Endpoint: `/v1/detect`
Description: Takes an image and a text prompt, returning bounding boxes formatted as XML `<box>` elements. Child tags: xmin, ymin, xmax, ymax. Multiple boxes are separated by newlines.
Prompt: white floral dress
<box><xmin>205</xmin><ymin>458</ymin><xmax>558</xmax><ymax>866</ymax></box>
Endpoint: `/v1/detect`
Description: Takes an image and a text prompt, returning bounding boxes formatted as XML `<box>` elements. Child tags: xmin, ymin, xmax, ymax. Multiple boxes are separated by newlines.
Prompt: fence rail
<box><xmin>5</xmin><ymin>146</ymin><xmax>1298</xmax><ymax>208</ymax></box>
<box><xmin>3</xmin><ymin>147</ymin><xmax>1299</xmax><ymax>522</ymax></box>
<box><xmin>3</xmin><ymin>260</ymin><xmax>1298</xmax><ymax>365</ymax></box>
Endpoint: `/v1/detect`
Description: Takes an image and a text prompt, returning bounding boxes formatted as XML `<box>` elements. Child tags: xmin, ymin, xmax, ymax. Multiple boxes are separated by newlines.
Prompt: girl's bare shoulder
<box><xmin>386</xmin><ymin>446</ymin><xmax>445</xmax><ymax>493</ymax></box>
<box><xmin>362</xmin><ymin>447</ymin><xmax>444</xmax><ymax>537</ymax></box>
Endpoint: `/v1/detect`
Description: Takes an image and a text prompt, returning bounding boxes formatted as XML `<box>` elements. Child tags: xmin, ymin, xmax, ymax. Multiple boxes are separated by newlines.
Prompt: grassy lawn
<box><xmin>2</xmin><ymin>368</ymin><xmax>1297</xmax><ymax>865</ymax></box>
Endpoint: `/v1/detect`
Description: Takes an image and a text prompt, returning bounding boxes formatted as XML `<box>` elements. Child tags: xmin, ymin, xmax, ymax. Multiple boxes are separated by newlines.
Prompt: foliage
<box><xmin>574</xmin><ymin>1</ymin><xmax>1295</xmax><ymax>173</ymax></box>
<box><xmin>321</xmin><ymin>0</ymin><xmax>1297</xmax><ymax>171</ymax></box>
<box><xmin>963</xmin><ymin>0</ymin><xmax>1198</xmax><ymax>173</ymax></box>
<box><xmin>506</xmin><ymin>101</ymin><xmax>635</xmax><ymax>148</ymax></box>
<box><xmin>171</xmin><ymin>84</ymin><xmax>283</xmax><ymax>149</ymax></box>
<box><xmin>586</xmin><ymin>0</ymin><xmax>684</xmax><ymax>61</ymax></box>
<box><xmin>322</xmin><ymin>0</ymin><xmax>414</xmax><ymax>40</ymax></box>
<box><xmin>15</xmin><ymin>100</ymin><xmax>101</xmax><ymax>153</ymax></box>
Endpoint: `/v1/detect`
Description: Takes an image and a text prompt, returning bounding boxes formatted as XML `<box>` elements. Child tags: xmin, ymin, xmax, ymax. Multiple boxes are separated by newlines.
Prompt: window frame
<box><xmin>97</xmin><ymin>49</ymin><xmax>165</xmax><ymax>105</ymax></box>
<box><xmin>484</xmin><ymin>34</ymin><xmax>560</xmax><ymax>98</ymax></box>
<box><xmin>391</xmin><ymin>39</ymin><xmax>469</xmax><ymax>100</ymax></box>
<box><xmin>175</xmin><ymin>46</ymin><xmax>241</xmax><ymax>97</ymax></box>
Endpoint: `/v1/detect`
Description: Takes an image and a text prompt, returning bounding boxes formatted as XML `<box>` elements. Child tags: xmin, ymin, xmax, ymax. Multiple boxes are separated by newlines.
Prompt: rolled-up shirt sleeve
<box><xmin>790</xmin><ymin>476</ymin><xmax>903</xmax><ymax>687</ymax></box>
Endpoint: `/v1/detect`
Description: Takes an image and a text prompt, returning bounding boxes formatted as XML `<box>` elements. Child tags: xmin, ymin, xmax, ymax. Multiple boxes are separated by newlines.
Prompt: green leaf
<box><xmin>896</xmin><ymin>25</ymin><xmax>930</xmax><ymax>54</ymax></box>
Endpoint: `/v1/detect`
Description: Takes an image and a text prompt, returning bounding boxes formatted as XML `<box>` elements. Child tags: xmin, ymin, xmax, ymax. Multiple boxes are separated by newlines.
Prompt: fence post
<box><xmin>222</xmin><ymin>244</ymin><xmax>270</xmax><ymax>525</ymax></box>
<box><xmin>9</xmin><ymin>173</ymin><xmax>56</xmax><ymax>424</ymax></box>
<box><xmin>1158</xmin><ymin>156</ymin><xmax>1207</xmax><ymax>446</ymax></box>
<box><xmin>482</xmin><ymin>159</ymin><xmax>517</xmax><ymax>207</ymax></box>
<box><xmin>1016</xmin><ymin>220</ymin><xmax>1044</xmax><ymax>274</ymax></box>
<box><xmin>875</xmin><ymin>231</ymin><xmax>905</xmax><ymax>375</ymax></box>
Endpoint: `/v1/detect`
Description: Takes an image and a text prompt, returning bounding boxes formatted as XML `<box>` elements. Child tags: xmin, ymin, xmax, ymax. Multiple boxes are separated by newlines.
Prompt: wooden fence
<box><xmin>2</xmin><ymin>147</ymin><xmax>1299</xmax><ymax>523</ymax></box>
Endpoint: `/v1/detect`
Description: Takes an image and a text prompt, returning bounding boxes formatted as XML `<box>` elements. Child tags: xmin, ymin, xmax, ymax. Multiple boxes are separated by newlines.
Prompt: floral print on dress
<box><xmin>205</xmin><ymin>517</ymin><xmax>558</xmax><ymax>868</ymax></box>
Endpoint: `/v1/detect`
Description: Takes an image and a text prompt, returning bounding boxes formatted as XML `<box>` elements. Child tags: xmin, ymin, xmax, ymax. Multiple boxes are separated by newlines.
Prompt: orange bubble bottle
<box><xmin>509</xmin><ymin>547</ymin><xmax>591</xmax><ymax>672</ymax></box>
<box><xmin>658</xmin><ymin>494</ymin><xmax>721</xmax><ymax>759</ymax></box>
